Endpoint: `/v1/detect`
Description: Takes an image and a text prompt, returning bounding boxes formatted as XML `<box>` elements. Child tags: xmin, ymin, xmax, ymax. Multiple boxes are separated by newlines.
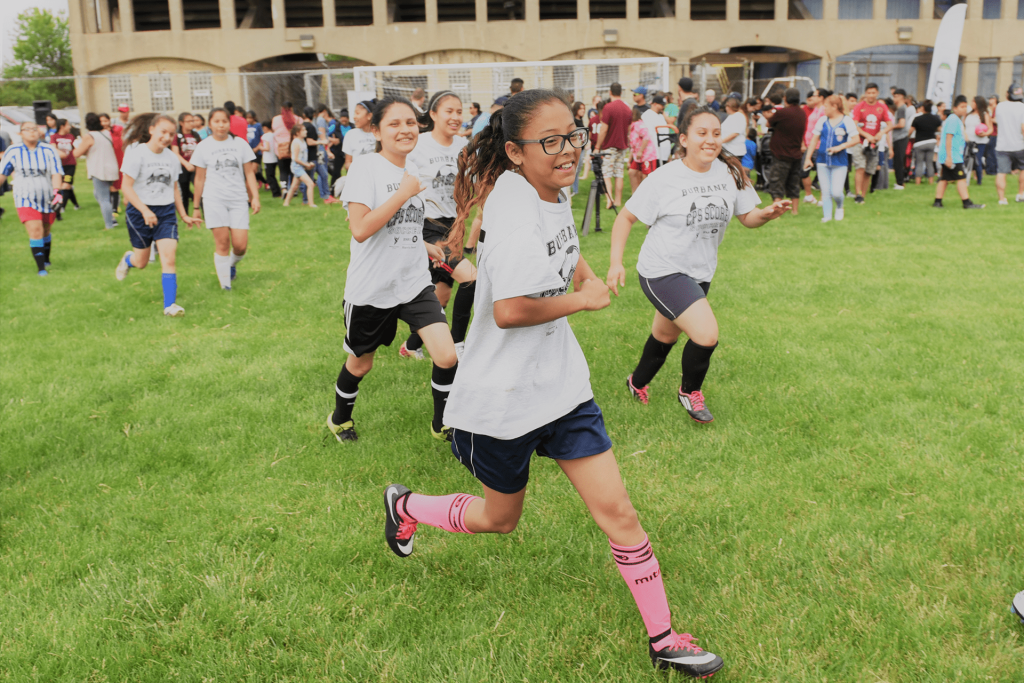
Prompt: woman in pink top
<box><xmin>802</xmin><ymin>88</ymin><xmax>828</xmax><ymax>205</ymax></box>
<box><xmin>628</xmin><ymin>106</ymin><xmax>658</xmax><ymax>191</ymax></box>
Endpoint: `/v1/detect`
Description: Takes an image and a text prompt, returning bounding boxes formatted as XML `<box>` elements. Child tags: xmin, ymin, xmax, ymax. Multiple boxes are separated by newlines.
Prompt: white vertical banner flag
<box><xmin>926</xmin><ymin>3</ymin><xmax>967</xmax><ymax>107</ymax></box>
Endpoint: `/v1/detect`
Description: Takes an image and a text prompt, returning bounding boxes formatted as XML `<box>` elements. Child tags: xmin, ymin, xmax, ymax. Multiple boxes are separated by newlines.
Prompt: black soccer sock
<box><xmin>59</xmin><ymin>189</ymin><xmax>69</xmax><ymax>210</ymax></box>
<box><xmin>68</xmin><ymin>189</ymin><xmax>79</xmax><ymax>208</ymax></box>
<box><xmin>431</xmin><ymin>362</ymin><xmax>458</xmax><ymax>432</ymax></box>
<box><xmin>405</xmin><ymin>332</ymin><xmax>424</xmax><ymax>351</ymax></box>
<box><xmin>450</xmin><ymin>280</ymin><xmax>476</xmax><ymax>344</ymax></box>
<box><xmin>681</xmin><ymin>340</ymin><xmax>718</xmax><ymax>394</ymax></box>
<box><xmin>962</xmin><ymin>198</ymin><xmax>972</xmax><ymax>208</ymax></box>
<box><xmin>332</xmin><ymin>366</ymin><xmax>363</xmax><ymax>425</ymax></box>
<box><xmin>29</xmin><ymin>239</ymin><xmax>47</xmax><ymax>271</ymax></box>
<box><xmin>43</xmin><ymin>234</ymin><xmax>52</xmax><ymax>264</ymax></box>
<box><xmin>632</xmin><ymin>335</ymin><xmax>675</xmax><ymax>388</ymax></box>
<box><xmin>111</xmin><ymin>191</ymin><xmax>120</xmax><ymax>212</ymax></box>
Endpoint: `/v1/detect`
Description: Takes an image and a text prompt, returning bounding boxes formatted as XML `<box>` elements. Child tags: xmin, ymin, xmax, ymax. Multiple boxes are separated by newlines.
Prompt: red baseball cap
<box><xmin>117</xmin><ymin>104</ymin><xmax>130</xmax><ymax>112</ymax></box>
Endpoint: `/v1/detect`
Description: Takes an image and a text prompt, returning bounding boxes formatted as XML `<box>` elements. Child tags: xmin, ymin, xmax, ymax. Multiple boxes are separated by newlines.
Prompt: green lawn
<box><xmin>1</xmin><ymin>171</ymin><xmax>1022</xmax><ymax>682</ymax></box>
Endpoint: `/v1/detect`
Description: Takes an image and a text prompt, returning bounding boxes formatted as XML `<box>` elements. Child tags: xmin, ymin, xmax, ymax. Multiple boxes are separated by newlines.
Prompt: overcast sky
<box><xmin>2</xmin><ymin>0</ymin><xmax>70</xmax><ymax>65</ymax></box>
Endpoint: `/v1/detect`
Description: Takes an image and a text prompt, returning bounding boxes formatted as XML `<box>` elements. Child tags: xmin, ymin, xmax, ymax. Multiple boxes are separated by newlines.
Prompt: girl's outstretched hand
<box><xmin>579</xmin><ymin>278</ymin><xmax>611</xmax><ymax>311</ymax></box>
<box><xmin>605</xmin><ymin>263</ymin><xmax>626</xmax><ymax>296</ymax></box>
<box><xmin>762</xmin><ymin>199</ymin><xmax>791</xmax><ymax>221</ymax></box>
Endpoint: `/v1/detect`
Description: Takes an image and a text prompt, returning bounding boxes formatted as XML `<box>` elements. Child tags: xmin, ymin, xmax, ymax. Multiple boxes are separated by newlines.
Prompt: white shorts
<box><xmin>203</xmin><ymin>201</ymin><xmax>250</xmax><ymax>230</ymax></box>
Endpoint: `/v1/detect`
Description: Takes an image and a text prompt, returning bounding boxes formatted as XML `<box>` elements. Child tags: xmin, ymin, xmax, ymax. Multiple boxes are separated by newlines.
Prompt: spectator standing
<box><xmin>410</xmin><ymin>87</ymin><xmax>427</xmax><ymax>114</ymax></box>
<box><xmin>224</xmin><ymin>101</ymin><xmax>249</xmax><ymax>139</ymax></box>
<box><xmin>642</xmin><ymin>95</ymin><xmax>674</xmax><ymax>164</ymax></box>
<box><xmin>472</xmin><ymin>97</ymin><xmax>506</xmax><ymax>138</ymax></box>
<box><xmin>302</xmin><ymin>107</ymin><xmax>334</xmax><ymax>204</ymax></box>
<box><xmin>993</xmin><ymin>83</ymin><xmax>1024</xmax><ymax>204</ymax></box>
<box><xmin>909</xmin><ymin>100</ymin><xmax>941</xmax><ymax>185</ymax></box>
<box><xmin>509</xmin><ymin>78</ymin><xmax>524</xmax><ymax>97</ymax></box>
<box><xmin>587</xmin><ymin>99</ymin><xmax>604</xmax><ymax>179</ymax></box>
<box><xmin>984</xmin><ymin>95</ymin><xmax>999</xmax><ymax>174</ymax></box>
<box><xmin>964</xmin><ymin>96</ymin><xmax>992</xmax><ymax>185</ymax></box>
<box><xmin>676</xmin><ymin>78</ymin><xmax>699</xmax><ymax>123</ymax></box>
<box><xmin>314</xmin><ymin>104</ymin><xmax>337</xmax><ymax>203</ymax></box>
<box><xmin>801</xmin><ymin>88</ymin><xmax>828</xmax><ymax>204</ymax></box>
<box><xmin>933</xmin><ymin>95</ymin><xmax>984</xmax><ymax>210</ymax></box>
<box><xmin>632</xmin><ymin>86</ymin><xmax>650</xmax><ymax>114</ymax></box>
<box><xmin>767</xmin><ymin>88</ymin><xmax>807</xmax><ymax>215</ymax></box>
<box><xmin>628</xmin><ymin>105</ymin><xmax>657</xmax><ymax>190</ymax></box>
<box><xmin>72</xmin><ymin>112</ymin><xmax>120</xmax><ymax>230</ymax></box>
<box><xmin>890</xmin><ymin>89</ymin><xmax>912</xmax><ymax>189</ymax></box>
<box><xmin>596</xmin><ymin>82</ymin><xmax>632</xmax><ymax>210</ymax></box>
<box><xmin>272</xmin><ymin>102</ymin><xmax>297</xmax><ymax>189</ymax></box>
<box><xmin>802</xmin><ymin>93</ymin><xmax>859</xmax><ymax>223</ymax></box>
<box><xmin>171</xmin><ymin>112</ymin><xmax>198</xmax><ymax>212</ymax></box>
<box><xmin>720</xmin><ymin>97</ymin><xmax>748</xmax><ymax>160</ymax></box>
<box><xmin>113</xmin><ymin>105</ymin><xmax>130</xmax><ymax>135</ymax></box>
<box><xmin>663</xmin><ymin>92</ymin><xmax>679</xmax><ymax>127</ymax></box>
<box><xmin>259</xmin><ymin>121</ymin><xmax>281</xmax><ymax>198</ymax></box>
<box><xmin>705</xmin><ymin>89</ymin><xmax>719</xmax><ymax>112</ymax></box>
<box><xmin>459</xmin><ymin>102</ymin><xmax>481</xmax><ymax>137</ymax></box>
<box><xmin>850</xmin><ymin>83</ymin><xmax>892</xmax><ymax>204</ymax></box>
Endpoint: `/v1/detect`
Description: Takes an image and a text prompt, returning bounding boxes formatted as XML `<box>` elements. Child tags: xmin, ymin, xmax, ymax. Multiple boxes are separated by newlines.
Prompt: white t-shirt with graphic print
<box><xmin>189</xmin><ymin>135</ymin><xmax>256</xmax><ymax>207</ymax></box>
<box><xmin>407</xmin><ymin>133</ymin><xmax>468</xmax><ymax>219</ymax></box>
<box><xmin>342</xmin><ymin>128</ymin><xmax>377</xmax><ymax>160</ymax></box>
<box><xmin>120</xmin><ymin>144</ymin><xmax>181</xmax><ymax>207</ymax></box>
<box><xmin>340</xmin><ymin>153</ymin><xmax>432</xmax><ymax>308</ymax></box>
<box><xmin>628</xmin><ymin>158</ymin><xmax>760</xmax><ymax>284</ymax></box>
<box><xmin>444</xmin><ymin>171</ymin><xmax>592</xmax><ymax>440</ymax></box>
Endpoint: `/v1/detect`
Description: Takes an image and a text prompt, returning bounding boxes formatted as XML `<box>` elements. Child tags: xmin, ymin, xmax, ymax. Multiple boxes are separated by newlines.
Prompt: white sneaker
<box><xmin>163</xmin><ymin>303</ymin><xmax>185</xmax><ymax>317</ymax></box>
<box><xmin>454</xmin><ymin>341</ymin><xmax>465</xmax><ymax>361</ymax></box>
<box><xmin>846</xmin><ymin>192</ymin><xmax>856</xmax><ymax>198</ymax></box>
<box><xmin>998</xmin><ymin>198</ymin><xmax>1008</xmax><ymax>205</ymax></box>
<box><xmin>115</xmin><ymin>250</ymin><xmax>133</xmax><ymax>281</ymax></box>
<box><xmin>835</xmin><ymin>208</ymin><xmax>845</xmax><ymax>221</ymax></box>
<box><xmin>1016</xmin><ymin>194</ymin><xmax>1024</xmax><ymax>203</ymax></box>
<box><xmin>803</xmin><ymin>195</ymin><xmax>817</xmax><ymax>204</ymax></box>
<box><xmin>816</xmin><ymin>200</ymin><xmax>823</xmax><ymax>207</ymax></box>
<box><xmin>149</xmin><ymin>248</ymin><xmax>157</xmax><ymax>263</ymax></box>
<box><xmin>821</xmin><ymin>217</ymin><xmax>831</xmax><ymax>223</ymax></box>
<box><xmin>894</xmin><ymin>185</ymin><xmax>905</xmax><ymax>190</ymax></box>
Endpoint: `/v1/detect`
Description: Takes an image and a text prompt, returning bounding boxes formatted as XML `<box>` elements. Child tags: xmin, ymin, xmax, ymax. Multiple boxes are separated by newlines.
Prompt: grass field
<box><xmin>1</xmin><ymin>169</ymin><xmax>1022</xmax><ymax>682</ymax></box>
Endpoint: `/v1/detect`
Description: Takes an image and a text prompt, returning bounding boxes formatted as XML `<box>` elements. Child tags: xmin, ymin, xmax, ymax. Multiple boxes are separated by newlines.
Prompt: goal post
<box><xmin>351</xmin><ymin>57</ymin><xmax>672</xmax><ymax>110</ymax></box>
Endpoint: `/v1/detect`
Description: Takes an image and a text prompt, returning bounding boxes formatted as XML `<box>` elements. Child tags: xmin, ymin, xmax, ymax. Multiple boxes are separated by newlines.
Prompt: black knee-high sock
<box><xmin>450</xmin><ymin>280</ymin><xmax>475</xmax><ymax>344</ymax></box>
<box><xmin>68</xmin><ymin>188</ymin><xmax>79</xmax><ymax>208</ymax></box>
<box><xmin>681</xmin><ymin>340</ymin><xmax>718</xmax><ymax>394</ymax></box>
<box><xmin>59</xmin><ymin>189</ymin><xmax>70</xmax><ymax>210</ymax></box>
<box><xmin>111</xmin><ymin>191</ymin><xmax>120</xmax><ymax>212</ymax></box>
<box><xmin>632</xmin><ymin>335</ymin><xmax>675</xmax><ymax>387</ymax></box>
<box><xmin>29</xmin><ymin>239</ymin><xmax>47</xmax><ymax>271</ymax></box>
<box><xmin>431</xmin><ymin>362</ymin><xmax>458</xmax><ymax>431</ymax></box>
<box><xmin>332</xmin><ymin>366</ymin><xmax>363</xmax><ymax>425</ymax></box>
<box><xmin>405</xmin><ymin>331</ymin><xmax>424</xmax><ymax>351</ymax></box>
<box><xmin>43</xmin><ymin>235</ymin><xmax>52</xmax><ymax>264</ymax></box>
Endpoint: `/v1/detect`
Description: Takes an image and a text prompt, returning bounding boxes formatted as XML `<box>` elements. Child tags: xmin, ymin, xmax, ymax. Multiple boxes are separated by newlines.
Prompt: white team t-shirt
<box><xmin>189</xmin><ymin>135</ymin><xmax>256</xmax><ymax>207</ymax></box>
<box><xmin>994</xmin><ymin>101</ymin><xmax>1024</xmax><ymax>151</ymax></box>
<box><xmin>342</xmin><ymin>128</ymin><xmax>377</xmax><ymax>160</ymax></box>
<box><xmin>629</xmin><ymin>159</ymin><xmax>760</xmax><ymax>283</ymax></box>
<box><xmin>641</xmin><ymin>108</ymin><xmax>671</xmax><ymax>162</ymax></box>
<box><xmin>261</xmin><ymin>132</ymin><xmax>278</xmax><ymax>163</ymax></box>
<box><xmin>120</xmin><ymin>144</ymin><xmax>181</xmax><ymax>207</ymax></box>
<box><xmin>444</xmin><ymin>171</ymin><xmax>592</xmax><ymax>440</ymax></box>
<box><xmin>340</xmin><ymin>153</ymin><xmax>432</xmax><ymax>308</ymax></box>
<box><xmin>721</xmin><ymin>111</ymin><xmax>749</xmax><ymax>158</ymax></box>
<box><xmin>407</xmin><ymin>133</ymin><xmax>468</xmax><ymax>220</ymax></box>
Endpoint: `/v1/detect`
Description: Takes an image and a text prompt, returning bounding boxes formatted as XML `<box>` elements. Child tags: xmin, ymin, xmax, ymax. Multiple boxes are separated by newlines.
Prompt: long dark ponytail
<box><xmin>418</xmin><ymin>90</ymin><xmax>461</xmax><ymax>132</ymax></box>
<box><xmin>449</xmin><ymin>88</ymin><xmax>571</xmax><ymax>253</ymax></box>
<box><xmin>679</xmin><ymin>105</ymin><xmax>748</xmax><ymax>190</ymax></box>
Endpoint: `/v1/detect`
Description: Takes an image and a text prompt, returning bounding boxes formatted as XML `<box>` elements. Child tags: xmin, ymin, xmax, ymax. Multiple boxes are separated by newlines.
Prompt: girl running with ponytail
<box><xmin>607</xmin><ymin>105</ymin><xmax>790</xmax><ymax>423</ymax></box>
<box><xmin>399</xmin><ymin>90</ymin><xmax>478</xmax><ymax>361</ymax></box>
<box><xmin>326</xmin><ymin>96</ymin><xmax>459</xmax><ymax>443</ymax></box>
<box><xmin>382</xmin><ymin>90</ymin><xmax>724</xmax><ymax>680</ymax></box>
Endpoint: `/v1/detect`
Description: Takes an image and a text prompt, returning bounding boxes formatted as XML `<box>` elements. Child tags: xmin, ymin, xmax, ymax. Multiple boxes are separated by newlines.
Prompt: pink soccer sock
<box><xmin>404</xmin><ymin>492</ymin><xmax>480</xmax><ymax>534</ymax></box>
<box><xmin>610</xmin><ymin>534</ymin><xmax>674</xmax><ymax>644</ymax></box>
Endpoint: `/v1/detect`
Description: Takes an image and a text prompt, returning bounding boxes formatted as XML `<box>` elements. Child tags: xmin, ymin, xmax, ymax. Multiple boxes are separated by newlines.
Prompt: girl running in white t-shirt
<box><xmin>400</xmin><ymin>90</ymin><xmax>478</xmax><ymax>360</ymax></box>
<box><xmin>341</xmin><ymin>101</ymin><xmax>377</xmax><ymax>172</ymax></box>
<box><xmin>607</xmin><ymin>105</ymin><xmax>790</xmax><ymax>423</ymax></box>
<box><xmin>190</xmin><ymin>108</ymin><xmax>260</xmax><ymax>290</ymax></box>
<box><xmin>326</xmin><ymin>97</ymin><xmax>459</xmax><ymax>443</ymax></box>
<box><xmin>114</xmin><ymin>113</ymin><xmax>202</xmax><ymax>316</ymax></box>
<box><xmin>381</xmin><ymin>90</ymin><xmax>724</xmax><ymax>680</ymax></box>
<box><xmin>282</xmin><ymin>124</ymin><xmax>317</xmax><ymax>208</ymax></box>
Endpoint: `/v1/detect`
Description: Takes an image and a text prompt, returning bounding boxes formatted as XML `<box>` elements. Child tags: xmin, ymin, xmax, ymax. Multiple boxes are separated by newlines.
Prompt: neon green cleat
<box><xmin>430</xmin><ymin>424</ymin><xmax>453</xmax><ymax>442</ymax></box>
<box><xmin>327</xmin><ymin>413</ymin><xmax>358</xmax><ymax>442</ymax></box>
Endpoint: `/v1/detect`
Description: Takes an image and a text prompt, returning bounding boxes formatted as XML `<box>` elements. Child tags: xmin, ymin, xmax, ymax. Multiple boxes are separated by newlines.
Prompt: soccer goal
<box><xmin>351</xmin><ymin>57</ymin><xmax>671</xmax><ymax>110</ymax></box>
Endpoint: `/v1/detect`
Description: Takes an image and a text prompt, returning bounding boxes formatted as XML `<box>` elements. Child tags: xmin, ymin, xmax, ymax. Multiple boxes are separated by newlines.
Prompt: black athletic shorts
<box><xmin>940</xmin><ymin>162</ymin><xmax>967</xmax><ymax>183</ymax></box>
<box><xmin>342</xmin><ymin>286</ymin><xmax>448</xmax><ymax>357</ymax></box>
<box><xmin>639</xmin><ymin>272</ymin><xmax>711</xmax><ymax>320</ymax></box>
<box><xmin>423</xmin><ymin>216</ymin><xmax>464</xmax><ymax>287</ymax></box>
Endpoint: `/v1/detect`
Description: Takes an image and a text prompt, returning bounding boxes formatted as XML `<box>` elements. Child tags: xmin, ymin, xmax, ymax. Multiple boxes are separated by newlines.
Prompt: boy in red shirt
<box><xmin>850</xmin><ymin>83</ymin><xmax>892</xmax><ymax>204</ymax></box>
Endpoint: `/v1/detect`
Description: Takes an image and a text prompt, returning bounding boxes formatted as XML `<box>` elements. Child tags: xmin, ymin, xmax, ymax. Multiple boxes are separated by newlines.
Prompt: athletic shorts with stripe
<box><xmin>450</xmin><ymin>399</ymin><xmax>613</xmax><ymax>494</ymax></box>
<box><xmin>126</xmin><ymin>204</ymin><xmax>178</xmax><ymax>249</ymax></box>
<box><xmin>423</xmin><ymin>216</ymin><xmax>465</xmax><ymax>287</ymax></box>
<box><xmin>639</xmin><ymin>272</ymin><xmax>711</xmax><ymax>320</ymax></box>
<box><xmin>342</xmin><ymin>285</ymin><xmax>448</xmax><ymax>357</ymax></box>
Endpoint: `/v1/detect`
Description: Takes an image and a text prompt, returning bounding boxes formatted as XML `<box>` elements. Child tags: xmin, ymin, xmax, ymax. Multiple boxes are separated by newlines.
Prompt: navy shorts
<box><xmin>450</xmin><ymin>399</ymin><xmax>613</xmax><ymax>494</ymax></box>
<box><xmin>639</xmin><ymin>272</ymin><xmax>711</xmax><ymax>320</ymax></box>
<box><xmin>126</xmin><ymin>203</ymin><xmax>178</xmax><ymax>249</ymax></box>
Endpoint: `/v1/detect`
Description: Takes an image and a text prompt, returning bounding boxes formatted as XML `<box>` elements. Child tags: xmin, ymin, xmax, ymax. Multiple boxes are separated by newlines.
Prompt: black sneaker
<box><xmin>932</xmin><ymin>200</ymin><xmax>943</xmax><ymax>208</ymax></box>
<box><xmin>964</xmin><ymin>202</ymin><xmax>985</xmax><ymax>209</ymax></box>
<box><xmin>678</xmin><ymin>389</ymin><xmax>714</xmax><ymax>423</ymax></box>
<box><xmin>1012</xmin><ymin>590</ymin><xmax>1024</xmax><ymax>625</ymax></box>
<box><xmin>854</xmin><ymin>196</ymin><xmax>865</xmax><ymax>204</ymax></box>
<box><xmin>326</xmin><ymin>413</ymin><xmax>358</xmax><ymax>442</ymax></box>
<box><xmin>384</xmin><ymin>484</ymin><xmax>417</xmax><ymax>558</ymax></box>
<box><xmin>649</xmin><ymin>630</ymin><xmax>724</xmax><ymax>679</ymax></box>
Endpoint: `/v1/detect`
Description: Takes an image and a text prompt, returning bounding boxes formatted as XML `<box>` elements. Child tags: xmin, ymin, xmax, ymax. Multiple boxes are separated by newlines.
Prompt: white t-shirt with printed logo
<box><xmin>628</xmin><ymin>159</ymin><xmax>760</xmax><ymax>283</ymax></box>
<box><xmin>120</xmin><ymin>144</ymin><xmax>181</xmax><ymax>207</ymax></box>
<box><xmin>340</xmin><ymin>153</ymin><xmax>432</xmax><ymax>308</ymax></box>
<box><xmin>444</xmin><ymin>171</ymin><xmax>592</xmax><ymax>439</ymax></box>
<box><xmin>342</xmin><ymin>128</ymin><xmax>377</xmax><ymax>160</ymax></box>
<box><xmin>189</xmin><ymin>135</ymin><xmax>256</xmax><ymax>207</ymax></box>
<box><xmin>407</xmin><ymin>133</ymin><xmax>468</xmax><ymax>219</ymax></box>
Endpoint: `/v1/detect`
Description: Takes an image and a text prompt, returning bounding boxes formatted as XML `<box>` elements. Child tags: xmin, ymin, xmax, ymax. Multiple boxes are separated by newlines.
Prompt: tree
<box><xmin>0</xmin><ymin>9</ymin><xmax>75</xmax><ymax>107</ymax></box>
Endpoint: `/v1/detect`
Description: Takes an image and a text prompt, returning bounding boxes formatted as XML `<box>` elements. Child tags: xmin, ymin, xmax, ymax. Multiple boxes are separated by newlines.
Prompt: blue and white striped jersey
<box><xmin>0</xmin><ymin>143</ymin><xmax>64</xmax><ymax>213</ymax></box>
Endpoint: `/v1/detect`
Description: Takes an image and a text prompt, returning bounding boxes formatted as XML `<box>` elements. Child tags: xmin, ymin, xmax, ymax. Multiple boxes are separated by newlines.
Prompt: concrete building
<box><xmin>67</xmin><ymin>0</ymin><xmax>1023</xmax><ymax>116</ymax></box>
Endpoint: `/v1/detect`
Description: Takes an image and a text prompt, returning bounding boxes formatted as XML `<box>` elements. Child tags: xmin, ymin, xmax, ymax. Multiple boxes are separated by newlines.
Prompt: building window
<box><xmin>133</xmin><ymin>0</ymin><xmax>171</xmax><ymax>30</ymax></box>
<box><xmin>447</xmin><ymin>69</ymin><xmax>471</xmax><ymax>96</ymax></box>
<box><xmin>886</xmin><ymin>0</ymin><xmax>919</xmax><ymax>18</ymax></box>
<box><xmin>790</xmin><ymin>0</ymin><xmax>823</xmax><ymax>18</ymax></box>
<box><xmin>149</xmin><ymin>74</ymin><xmax>174</xmax><ymax>111</ymax></box>
<box><xmin>1018</xmin><ymin>0</ymin><xmax>1024</xmax><ymax>18</ymax></box>
<box><xmin>390</xmin><ymin>0</ymin><xmax>425</xmax><ymax>21</ymax></box>
<box><xmin>488</xmin><ymin>0</ymin><xmax>523</xmax><ymax>20</ymax></box>
<box><xmin>691</xmin><ymin>0</ymin><xmax>726</xmax><ymax>20</ymax></box>
<box><xmin>740</xmin><ymin>0</ymin><xmax>774</xmax><ymax>19</ymax></box>
<box><xmin>981</xmin><ymin>0</ymin><xmax>1001</xmax><ymax>16</ymax></box>
<box><xmin>109</xmin><ymin>74</ymin><xmax>133</xmax><ymax>111</ymax></box>
<box><xmin>553</xmin><ymin>65</ymin><xmax>576</xmax><ymax>99</ymax></box>
<box><xmin>189</xmin><ymin>71</ymin><xmax>214</xmax><ymax>110</ymax></box>
<box><xmin>336</xmin><ymin>0</ymin><xmax>373</xmax><ymax>24</ymax></box>
<box><xmin>590</xmin><ymin>0</ymin><xmax>626</xmax><ymax>18</ymax></box>
<box><xmin>236</xmin><ymin>0</ymin><xmax>273</xmax><ymax>28</ymax></box>
<box><xmin>639</xmin><ymin>0</ymin><xmax>675</xmax><ymax>16</ymax></box>
<box><xmin>285</xmin><ymin>0</ymin><xmax>323</xmax><ymax>26</ymax></box>
<box><xmin>183</xmin><ymin>0</ymin><xmax>221</xmax><ymax>28</ymax></box>
<box><xmin>933</xmin><ymin>0</ymin><xmax>965</xmax><ymax>17</ymax></box>
<box><xmin>492</xmin><ymin>67</ymin><xmax>514</xmax><ymax>99</ymax></box>
<box><xmin>541</xmin><ymin>1</ymin><xmax>577</xmax><ymax>19</ymax></box>
<box><xmin>596</xmin><ymin>65</ymin><xmax>619</xmax><ymax>97</ymax></box>
<box><xmin>839</xmin><ymin>0</ymin><xmax>872</xmax><ymax>17</ymax></box>
<box><xmin>438</xmin><ymin>0</ymin><xmax>475</xmax><ymax>20</ymax></box>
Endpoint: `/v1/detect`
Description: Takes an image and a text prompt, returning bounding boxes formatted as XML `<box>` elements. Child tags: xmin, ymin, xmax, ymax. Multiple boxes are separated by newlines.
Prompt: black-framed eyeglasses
<box><xmin>513</xmin><ymin>127</ymin><xmax>589</xmax><ymax>155</ymax></box>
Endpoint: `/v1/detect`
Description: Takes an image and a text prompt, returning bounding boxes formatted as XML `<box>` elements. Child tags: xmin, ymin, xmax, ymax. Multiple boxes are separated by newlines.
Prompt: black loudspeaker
<box><xmin>33</xmin><ymin>100</ymin><xmax>53</xmax><ymax>125</ymax></box>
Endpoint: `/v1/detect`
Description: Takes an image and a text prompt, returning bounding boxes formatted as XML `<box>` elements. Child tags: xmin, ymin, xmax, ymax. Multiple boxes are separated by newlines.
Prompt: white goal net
<box><xmin>351</xmin><ymin>57</ymin><xmax>671</xmax><ymax>110</ymax></box>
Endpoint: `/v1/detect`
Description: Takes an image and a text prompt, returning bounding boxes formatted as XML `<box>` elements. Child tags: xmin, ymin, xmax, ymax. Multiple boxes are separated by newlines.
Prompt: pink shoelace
<box><xmin>685</xmin><ymin>390</ymin><xmax>706</xmax><ymax>411</ymax></box>
<box><xmin>397</xmin><ymin>519</ymin><xmax>418</xmax><ymax>541</ymax></box>
<box><xmin>630</xmin><ymin>376</ymin><xmax>650</xmax><ymax>405</ymax></box>
<box><xmin>661</xmin><ymin>632</ymin><xmax>703</xmax><ymax>653</ymax></box>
